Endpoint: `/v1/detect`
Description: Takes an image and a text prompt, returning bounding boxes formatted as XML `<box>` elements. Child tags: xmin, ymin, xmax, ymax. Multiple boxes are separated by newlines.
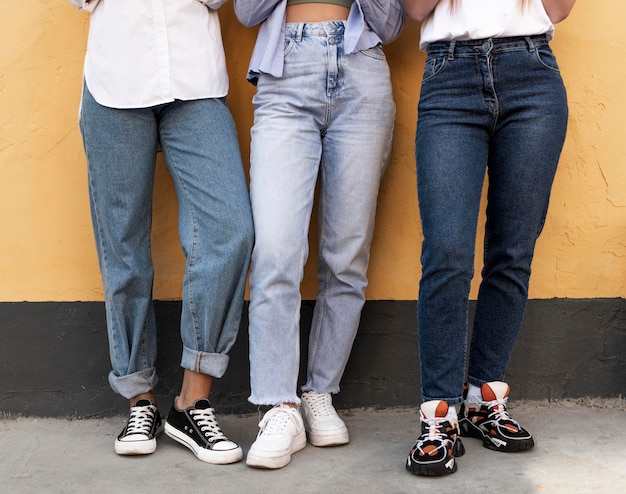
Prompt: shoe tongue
<box><xmin>134</xmin><ymin>398</ymin><xmax>152</xmax><ymax>407</ymax></box>
<box><xmin>421</xmin><ymin>400</ymin><xmax>449</xmax><ymax>419</ymax></box>
<box><xmin>481</xmin><ymin>381</ymin><xmax>510</xmax><ymax>401</ymax></box>
<box><xmin>193</xmin><ymin>398</ymin><xmax>211</xmax><ymax>409</ymax></box>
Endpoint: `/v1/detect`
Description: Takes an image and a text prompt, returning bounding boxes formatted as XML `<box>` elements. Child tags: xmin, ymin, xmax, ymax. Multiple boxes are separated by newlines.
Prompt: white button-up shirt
<box><xmin>69</xmin><ymin>0</ymin><xmax>229</xmax><ymax>109</ymax></box>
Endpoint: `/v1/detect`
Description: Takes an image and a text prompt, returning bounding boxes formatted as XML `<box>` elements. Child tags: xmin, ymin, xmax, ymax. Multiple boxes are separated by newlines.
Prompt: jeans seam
<box><xmin>309</xmin><ymin>166</ymin><xmax>331</xmax><ymax>374</ymax></box>
<box><xmin>161</xmin><ymin>137</ymin><xmax>201</xmax><ymax>349</ymax></box>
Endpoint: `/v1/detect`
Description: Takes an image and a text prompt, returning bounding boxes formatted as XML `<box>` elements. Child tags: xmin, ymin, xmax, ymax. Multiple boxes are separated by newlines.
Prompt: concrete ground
<box><xmin>1</xmin><ymin>399</ymin><xmax>625</xmax><ymax>494</ymax></box>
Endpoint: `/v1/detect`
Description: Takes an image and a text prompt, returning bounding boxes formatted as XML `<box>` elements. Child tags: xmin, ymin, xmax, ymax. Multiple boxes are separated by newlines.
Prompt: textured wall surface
<box><xmin>1</xmin><ymin>3</ymin><xmax>624</xmax><ymax>416</ymax></box>
<box><xmin>1</xmin><ymin>300</ymin><xmax>624</xmax><ymax>417</ymax></box>
<box><xmin>0</xmin><ymin>2</ymin><xmax>624</xmax><ymax>302</ymax></box>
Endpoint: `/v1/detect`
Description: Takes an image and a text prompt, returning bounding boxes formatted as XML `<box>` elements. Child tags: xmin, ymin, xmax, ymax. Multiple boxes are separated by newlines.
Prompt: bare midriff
<box><xmin>286</xmin><ymin>3</ymin><xmax>350</xmax><ymax>23</ymax></box>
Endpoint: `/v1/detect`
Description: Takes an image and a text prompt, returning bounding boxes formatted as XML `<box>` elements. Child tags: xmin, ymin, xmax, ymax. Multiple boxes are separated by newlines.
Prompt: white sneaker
<box><xmin>246</xmin><ymin>405</ymin><xmax>306</xmax><ymax>469</ymax></box>
<box><xmin>300</xmin><ymin>391</ymin><xmax>349</xmax><ymax>447</ymax></box>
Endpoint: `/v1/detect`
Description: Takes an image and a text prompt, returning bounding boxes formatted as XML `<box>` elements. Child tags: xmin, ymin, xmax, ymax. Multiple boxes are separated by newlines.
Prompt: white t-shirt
<box><xmin>75</xmin><ymin>0</ymin><xmax>229</xmax><ymax>109</ymax></box>
<box><xmin>419</xmin><ymin>0</ymin><xmax>554</xmax><ymax>51</ymax></box>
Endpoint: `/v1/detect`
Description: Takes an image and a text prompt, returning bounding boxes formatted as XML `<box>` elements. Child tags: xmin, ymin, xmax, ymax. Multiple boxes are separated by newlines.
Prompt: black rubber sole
<box><xmin>406</xmin><ymin>437</ymin><xmax>465</xmax><ymax>476</ymax></box>
<box><xmin>459</xmin><ymin>418</ymin><xmax>535</xmax><ymax>452</ymax></box>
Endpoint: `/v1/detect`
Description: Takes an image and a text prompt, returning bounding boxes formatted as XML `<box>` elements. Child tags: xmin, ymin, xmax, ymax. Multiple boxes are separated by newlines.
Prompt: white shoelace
<box><xmin>425</xmin><ymin>416</ymin><xmax>454</xmax><ymax>440</ymax></box>
<box><xmin>414</xmin><ymin>416</ymin><xmax>455</xmax><ymax>455</ymax></box>
<box><xmin>258</xmin><ymin>406</ymin><xmax>298</xmax><ymax>435</ymax></box>
<box><xmin>126</xmin><ymin>404</ymin><xmax>157</xmax><ymax>435</ymax></box>
<box><xmin>303</xmin><ymin>393</ymin><xmax>334</xmax><ymax>417</ymax></box>
<box><xmin>189</xmin><ymin>407</ymin><xmax>228</xmax><ymax>441</ymax></box>
<box><xmin>482</xmin><ymin>397</ymin><xmax>522</xmax><ymax>430</ymax></box>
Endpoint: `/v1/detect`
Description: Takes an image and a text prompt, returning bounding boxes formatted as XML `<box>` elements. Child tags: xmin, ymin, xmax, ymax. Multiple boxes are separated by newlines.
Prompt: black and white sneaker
<box><xmin>406</xmin><ymin>400</ymin><xmax>465</xmax><ymax>476</ymax></box>
<box><xmin>115</xmin><ymin>398</ymin><xmax>163</xmax><ymax>455</ymax></box>
<box><xmin>165</xmin><ymin>398</ymin><xmax>243</xmax><ymax>464</ymax></box>
<box><xmin>459</xmin><ymin>381</ymin><xmax>534</xmax><ymax>452</ymax></box>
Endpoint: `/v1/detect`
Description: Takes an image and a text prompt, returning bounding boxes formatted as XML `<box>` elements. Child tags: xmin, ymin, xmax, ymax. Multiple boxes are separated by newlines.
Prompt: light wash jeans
<box><xmin>248</xmin><ymin>21</ymin><xmax>395</xmax><ymax>405</ymax></box>
<box><xmin>415</xmin><ymin>36</ymin><xmax>568</xmax><ymax>405</ymax></box>
<box><xmin>79</xmin><ymin>84</ymin><xmax>254</xmax><ymax>400</ymax></box>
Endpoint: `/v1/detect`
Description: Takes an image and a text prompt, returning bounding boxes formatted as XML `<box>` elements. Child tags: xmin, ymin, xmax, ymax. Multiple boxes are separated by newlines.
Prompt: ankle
<box><xmin>176</xmin><ymin>394</ymin><xmax>208</xmax><ymax>410</ymax></box>
<box><xmin>130</xmin><ymin>392</ymin><xmax>155</xmax><ymax>407</ymax></box>
<box><xmin>177</xmin><ymin>369</ymin><xmax>213</xmax><ymax>409</ymax></box>
<box><xmin>466</xmin><ymin>383</ymin><xmax>483</xmax><ymax>403</ymax></box>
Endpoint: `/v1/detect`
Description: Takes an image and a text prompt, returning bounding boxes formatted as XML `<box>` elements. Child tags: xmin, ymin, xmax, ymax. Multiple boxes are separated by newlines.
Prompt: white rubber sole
<box><xmin>245</xmin><ymin>430</ymin><xmax>307</xmax><ymax>469</ymax></box>
<box><xmin>307</xmin><ymin>427</ymin><xmax>349</xmax><ymax>447</ymax></box>
<box><xmin>114</xmin><ymin>437</ymin><xmax>157</xmax><ymax>455</ymax></box>
<box><xmin>164</xmin><ymin>422</ymin><xmax>243</xmax><ymax>465</ymax></box>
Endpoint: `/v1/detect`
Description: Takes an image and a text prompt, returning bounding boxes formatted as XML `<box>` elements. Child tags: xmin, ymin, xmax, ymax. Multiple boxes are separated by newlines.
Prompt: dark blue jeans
<box><xmin>415</xmin><ymin>35</ymin><xmax>568</xmax><ymax>405</ymax></box>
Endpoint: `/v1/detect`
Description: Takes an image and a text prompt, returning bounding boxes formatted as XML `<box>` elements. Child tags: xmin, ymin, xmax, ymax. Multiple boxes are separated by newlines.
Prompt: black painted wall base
<box><xmin>1</xmin><ymin>299</ymin><xmax>625</xmax><ymax>417</ymax></box>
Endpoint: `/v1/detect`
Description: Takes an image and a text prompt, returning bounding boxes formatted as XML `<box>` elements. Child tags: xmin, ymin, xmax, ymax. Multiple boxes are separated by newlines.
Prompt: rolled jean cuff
<box><xmin>109</xmin><ymin>368</ymin><xmax>158</xmax><ymax>400</ymax></box>
<box><xmin>422</xmin><ymin>394</ymin><xmax>464</xmax><ymax>407</ymax></box>
<box><xmin>181</xmin><ymin>346</ymin><xmax>229</xmax><ymax>378</ymax></box>
<box><xmin>467</xmin><ymin>376</ymin><xmax>488</xmax><ymax>389</ymax></box>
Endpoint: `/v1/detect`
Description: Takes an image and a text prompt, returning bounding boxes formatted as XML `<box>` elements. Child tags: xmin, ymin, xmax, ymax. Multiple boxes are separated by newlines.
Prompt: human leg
<box><xmin>303</xmin><ymin>42</ymin><xmax>395</xmax><ymax>396</ymax></box>
<box><xmin>409</xmin><ymin>120</ymin><xmax>487</xmax><ymax>474</ymax></box>
<box><xmin>79</xmin><ymin>83</ymin><xmax>162</xmax><ymax>454</ymax></box>
<box><xmin>247</xmin><ymin>23</ymin><xmax>353</xmax><ymax>468</ymax></box>
<box><xmin>467</xmin><ymin>40</ymin><xmax>568</xmax><ymax>386</ymax></box>
<box><xmin>244</xmin><ymin>86</ymin><xmax>320</xmax><ymax>465</ymax></box>
<box><xmin>414</xmin><ymin>86</ymin><xmax>491</xmax><ymax>405</ymax></box>
<box><xmin>79</xmin><ymin>83</ymin><xmax>160</xmax><ymax>399</ymax></box>
<box><xmin>158</xmin><ymin>97</ymin><xmax>253</xmax><ymax>381</ymax></box>
<box><xmin>296</xmin><ymin>39</ymin><xmax>395</xmax><ymax>447</ymax></box>
<box><xmin>460</xmin><ymin>38</ymin><xmax>568</xmax><ymax>453</ymax></box>
<box><xmin>408</xmin><ymin>40</ymin><xmax>499</xmax><ymax>476</ymax></box>
<box><xmin>156</xmin><ymin>97</ymin><xmax>253</xmax><ymax>464</ymax></box>
<box><xmin>247</xmin><ymin>27</ymin><xmax>330</xmax><ymax>407</ymax></box>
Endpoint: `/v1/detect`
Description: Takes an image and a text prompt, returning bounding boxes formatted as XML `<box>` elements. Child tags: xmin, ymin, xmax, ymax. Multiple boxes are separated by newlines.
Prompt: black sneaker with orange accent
<box><xmin>406</xmin><ymin>400</ymin><xmax>465</xmax><ymax>476</ymax></box>
<box><xmin>459</xmin><ymin>381</ymin><xmax>534</xmax><ymax>452</ymax></box>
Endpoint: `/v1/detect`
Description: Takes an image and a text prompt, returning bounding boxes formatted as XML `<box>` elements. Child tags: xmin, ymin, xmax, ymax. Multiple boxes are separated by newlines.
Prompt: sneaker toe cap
<box><xmin>118</xmin><ymin>433</ymin><xmax>151</xmax><ymax>442</ymax></box>
<box><xmin>212</xmin><ymin>439</ymin><xmax>240</xmax><ymax>451</ymax></box>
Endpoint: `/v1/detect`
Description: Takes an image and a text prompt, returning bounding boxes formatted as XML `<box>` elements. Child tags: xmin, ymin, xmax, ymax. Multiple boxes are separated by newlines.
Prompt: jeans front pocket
<box><xmin>422</xmin><ymin>54</ymin><xmax>449</xmax><ymax>84</ymax></box>
<box><xmin>533</xmin><ymin>45</ymin><xmax>561</xmax><ymax>73</ymax></box>
<box><xmin>359</xmin><ymin>44</ymin><xmax>386</xmax><ymax>61</ymax></box>
<box><xmin>284</xmin><ymin>37</ymin><xmax>296</xmax><ymax>57</ymax></box>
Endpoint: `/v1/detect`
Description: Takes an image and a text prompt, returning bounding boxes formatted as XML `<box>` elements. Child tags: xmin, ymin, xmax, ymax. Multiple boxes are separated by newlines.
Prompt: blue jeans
<box><xmin>79</xmin><ymin>84</ymin><xmax>254</xmax><ymax>399</ymax></box>
<box><xmin>415</xmin><ymin>36</ymin><xmax>568</xmax><ymax>405</ymax></box>
<box><xmin>248</xmin><ymin>21</ymin><xmax>395</xmax><ymax>404</ymax></box>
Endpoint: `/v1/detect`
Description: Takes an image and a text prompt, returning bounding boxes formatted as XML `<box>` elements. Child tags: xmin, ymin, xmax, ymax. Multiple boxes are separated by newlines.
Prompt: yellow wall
<box><xmin>1</xmin><ymin>1</ymin><xmax>624</xmax><ymax>302</ymax></box>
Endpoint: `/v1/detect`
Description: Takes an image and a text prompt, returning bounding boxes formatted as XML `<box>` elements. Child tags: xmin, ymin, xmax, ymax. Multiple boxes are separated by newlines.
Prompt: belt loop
<box><xmin>295</xmin><ymin>23</ymin><xmax>304</xmax><ymax>42</ymax></box>
<box><xmin>322</xmin><ymin>20</ymin><xmax>330</xmax><ymax>37</ymax></box>
<box><xmin>525</xmin><ymin>36</ymin><xmax>535</xmax><ymax>52</ymax></box>
<box><xmin>447</xmin><ymin>40</ymin><xmax>456</xmax><ymax>61</ymax></box>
